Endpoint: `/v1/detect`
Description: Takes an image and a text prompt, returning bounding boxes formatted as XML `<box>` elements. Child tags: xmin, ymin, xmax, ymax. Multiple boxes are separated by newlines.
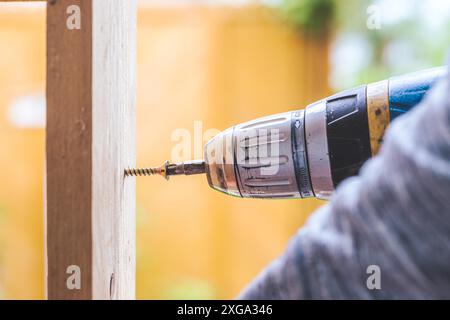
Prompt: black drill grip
<box><xmin>325</xmin><ymin>85</ymin><xmax>371</xmax><ymax>187</ymax></box>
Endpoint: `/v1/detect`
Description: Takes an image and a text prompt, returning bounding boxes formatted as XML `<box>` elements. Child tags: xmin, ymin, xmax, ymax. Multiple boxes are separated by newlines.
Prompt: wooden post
<box><xmin>46</xmin><ymin>0</ymin><xmax>136</xmax><ymax>299</ymax></box>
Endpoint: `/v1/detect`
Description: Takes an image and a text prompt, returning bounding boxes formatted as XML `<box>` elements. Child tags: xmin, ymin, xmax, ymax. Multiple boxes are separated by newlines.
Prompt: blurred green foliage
<box><xmin>279</xmin><ymin>0</ymin><xmax>336</xmax><ymax>36</ymax></box>
<box><xmin>336</xmin><ymin>0</ymin><xmax>448</xmax><ymax>84</ymax></box>
<box><xmin>278</xmin><ymin>0</ymin><xmax>450</xmax><ymax>88</ymax></box>
<box><xmin>163</xmin><ymin>279</ymin><xmax>215</xmax><ymax>300</ymax></box>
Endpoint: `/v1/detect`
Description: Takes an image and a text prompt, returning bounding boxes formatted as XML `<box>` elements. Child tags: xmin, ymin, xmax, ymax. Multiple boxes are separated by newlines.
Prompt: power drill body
<box><xmin>125</xmin><ymin>67</ymin><xmax>446</xmax><ymax>199</ymax></box>
<box><xmin>204</xmin><ymin>67</ymin><xmax>446</xmax><ymax>200</ymax></box>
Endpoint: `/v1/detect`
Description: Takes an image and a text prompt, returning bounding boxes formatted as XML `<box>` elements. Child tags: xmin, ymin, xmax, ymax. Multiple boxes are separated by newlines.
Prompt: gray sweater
<box><xmin>239</xmin><ymin>64</ymin><xmax>450</xmax><ymax>299</ymax></box>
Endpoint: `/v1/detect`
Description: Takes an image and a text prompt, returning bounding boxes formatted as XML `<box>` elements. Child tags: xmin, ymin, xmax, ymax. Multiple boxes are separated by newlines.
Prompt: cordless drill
<box><xmin>126</xmin><ymin>67</ymin><xmax>446</xmax><ymax>200</ymax></box>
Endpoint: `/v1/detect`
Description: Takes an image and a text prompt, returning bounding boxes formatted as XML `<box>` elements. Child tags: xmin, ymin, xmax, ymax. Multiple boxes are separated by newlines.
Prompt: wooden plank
<box><xmin>46</xmin><ymin>0</ymin><xmax>136</xmax><ymax>300</ymax></box>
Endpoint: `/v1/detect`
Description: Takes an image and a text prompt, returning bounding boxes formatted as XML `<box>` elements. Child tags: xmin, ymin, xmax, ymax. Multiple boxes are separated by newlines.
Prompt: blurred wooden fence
<box><xmin>135</xmin><ymin>6</ymin><xmax>330</xmax><ymax>299</ymax></box>
<box><xmin>0</xmin><ymin>5</ymin><xmax>329</xmax><ymax>299</ymax></box>
<box><xmin>0</xmin><ymin>7</ymin><xmax>45</xmax><ymax>299</ymax></box>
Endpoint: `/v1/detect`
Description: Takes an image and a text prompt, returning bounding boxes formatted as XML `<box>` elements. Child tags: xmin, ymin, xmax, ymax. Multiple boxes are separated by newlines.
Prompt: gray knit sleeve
<box><xmin>238</xmin><ymin>66</ymin><xmax>450</xmax><ymax>299</ymax></box>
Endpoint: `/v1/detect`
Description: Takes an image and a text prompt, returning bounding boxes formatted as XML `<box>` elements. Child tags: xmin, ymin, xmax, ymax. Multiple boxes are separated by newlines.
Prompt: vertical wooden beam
<box><xmin>46</xmin><ymin>0</ymin><xmax>136</xmax><ymax>299</ymax></box>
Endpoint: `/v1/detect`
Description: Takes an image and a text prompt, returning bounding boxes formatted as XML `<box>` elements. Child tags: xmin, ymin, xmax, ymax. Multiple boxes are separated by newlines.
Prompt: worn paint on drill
<box><xmin>367</xmin><ymin>80</ymin><xmax>389</xmax><ymax>155</ymax></box>
<box><xmin>389</xmin><ymin>67</ymin><xmax>446</xmax><ymax>120</ymax></box>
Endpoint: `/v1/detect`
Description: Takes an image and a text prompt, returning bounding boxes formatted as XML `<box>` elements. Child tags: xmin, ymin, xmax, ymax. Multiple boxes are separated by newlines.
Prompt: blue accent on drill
<box><xmin>388</xmin><ymin>67</ymin><xmax>446</xmax><ymax>121</ymax></box>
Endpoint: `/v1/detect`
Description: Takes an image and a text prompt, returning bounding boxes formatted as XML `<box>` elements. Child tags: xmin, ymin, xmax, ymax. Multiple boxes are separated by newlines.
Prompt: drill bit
<box><xmin>124</xmin><ymin>160</ymin><xmax>206</xmax><ymax>180</ymax></box>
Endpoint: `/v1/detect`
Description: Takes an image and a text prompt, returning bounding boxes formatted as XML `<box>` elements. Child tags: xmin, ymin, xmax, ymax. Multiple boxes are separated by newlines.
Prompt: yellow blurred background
<box><xmin>0</xmin><ymin>2</ymin><xmax>329</xmax><ymax>299</ymax></box>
